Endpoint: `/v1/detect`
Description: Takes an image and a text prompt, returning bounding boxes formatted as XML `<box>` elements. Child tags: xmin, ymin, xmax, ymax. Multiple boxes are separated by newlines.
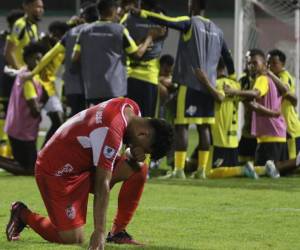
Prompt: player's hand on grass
<box><xmin>88</xmin><ymin>231</ymin><xmax>105</xmax><ymax>250</ymax></box>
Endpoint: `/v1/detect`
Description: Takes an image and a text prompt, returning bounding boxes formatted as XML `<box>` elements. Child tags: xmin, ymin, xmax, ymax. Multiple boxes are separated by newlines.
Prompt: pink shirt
<box><xmin>251</xmin><ymin>76</ymin><xmax>286</xmax><ymax>138</ymax></box>
<box><xmin>5</xmin><ymin>69</ymin><xmax>43</xmax><ymax>141</ymax></box>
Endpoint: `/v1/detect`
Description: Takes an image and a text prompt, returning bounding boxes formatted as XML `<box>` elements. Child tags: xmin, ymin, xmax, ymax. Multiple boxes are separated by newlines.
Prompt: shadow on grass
<box><xmin>148</xmin><ymin>176</ymin><xmax>300</xmax><ymax>192</ymax></box>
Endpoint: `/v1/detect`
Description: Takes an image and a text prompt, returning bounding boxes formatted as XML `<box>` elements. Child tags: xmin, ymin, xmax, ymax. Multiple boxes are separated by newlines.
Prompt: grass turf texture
<box><xmin>1</xmin><ymin>175</ymin><xmax>300</xmax><ymax>250</ymax></box>
<box><xmin>1</xmin><ymin>129</ymin><xmax>300</xmax><ymax>249</ymax></box>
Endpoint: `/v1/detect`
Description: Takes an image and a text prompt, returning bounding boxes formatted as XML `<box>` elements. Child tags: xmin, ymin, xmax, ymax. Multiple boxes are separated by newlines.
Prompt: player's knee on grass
<box><xmin>58</xmin><ymin>227</ymin><xmax>85</xmax><ymax>244</ymax></box>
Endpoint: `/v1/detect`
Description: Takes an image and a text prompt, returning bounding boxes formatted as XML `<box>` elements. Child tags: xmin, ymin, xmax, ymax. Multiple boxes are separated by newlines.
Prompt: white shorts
<box><xmin>44</xmin><ymin>95</ymin><xmax>63</xmax><ymax>113</ymax></box>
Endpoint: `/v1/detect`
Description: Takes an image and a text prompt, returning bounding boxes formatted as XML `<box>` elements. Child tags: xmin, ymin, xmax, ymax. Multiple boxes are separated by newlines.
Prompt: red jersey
<box><xmin>36</xmin><ymin>98</ymin><xmax>140</xmax><ymax>176</ymax></box>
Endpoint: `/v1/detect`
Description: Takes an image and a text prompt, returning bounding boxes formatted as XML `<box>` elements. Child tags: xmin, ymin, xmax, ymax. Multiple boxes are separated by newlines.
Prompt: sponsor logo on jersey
<box><xmin>55</xmin><ymin>163</ymin><xmax>74</xmax><ymax>176</ymax></box>
<box><xmin>103</xmin><ymin>145</ymin><xmax>116</xmax><ymax>159</ymax></box>
<box><xmin>96</xmin><ymin>111</ymin><xmax>103</xmax><ymax>124</ymax></box>
<box><xmin>186</xmin><ymin>105</ymin><xmax>197</xmax><ymax>116</ymax></box>
<box><xmin>65</xmin><ymin>205</ymin><xmax>76</xmax><ymax>220</ymax></box>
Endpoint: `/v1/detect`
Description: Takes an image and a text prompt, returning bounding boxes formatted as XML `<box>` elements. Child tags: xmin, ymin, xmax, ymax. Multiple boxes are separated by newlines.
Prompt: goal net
<box><xmin>235</xmin><ymin>0</ymin><xmax>300</xmax><ymax>90</ymax></box>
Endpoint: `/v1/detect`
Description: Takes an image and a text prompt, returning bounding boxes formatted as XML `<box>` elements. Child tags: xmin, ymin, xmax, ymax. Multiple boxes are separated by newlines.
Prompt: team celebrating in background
<box><xmin>1</xmin><ymin>0</ymin><xmax>300</xmax><ymax>249</ymax></box>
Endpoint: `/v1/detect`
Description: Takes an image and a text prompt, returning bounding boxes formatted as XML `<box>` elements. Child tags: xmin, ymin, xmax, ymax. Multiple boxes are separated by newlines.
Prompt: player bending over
<box><xmin>6</xmin><ymin>97</ymin><xmax>174</xmax><ymax>250</ymax></box>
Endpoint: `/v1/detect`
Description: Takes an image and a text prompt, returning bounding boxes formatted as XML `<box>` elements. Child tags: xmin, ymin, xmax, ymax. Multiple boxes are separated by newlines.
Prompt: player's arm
<box><xmin>133</xmin><ymin>9</ymin><xmax>191</xmax><ymax>32</ymax></box>
<box><xmin>194</xmin><ymin>68</ymin><xmax>224</xmax><ymax>102</ymax></box>
<box><xmin>4</xmin><ymin>39</ymin><xmax>20</xmax><ymax>69</ymax></box>
<box><xmin>4</xmin><ymin>20</ymin><xmax>27</xmax><ymax>69</ymax></box>
<box><xmin>284</xmin><ymin>92</ymin><xmax>298</xmax><ymax>107</ymax></box>
<box><xmin>71</xmin><ymin>31</ymin><xmax>82</xmax><ymax>64</ymax></box>
<box><xmin>123</xmin><ymin>27</ymin><xmax>156</xmax><ymax>59</ymax></box>
<box><xmin>269</xmin><ymin>70</ymin><xmax>297</xmax><ymax>106</ymax></box>
<box><xmin>221</xmin><ymin>41</ymin><xmax>235</xmax><ymax>77</ymax></box>
<box><xmin>267</xmin><ymin>70</ymin><xmax>288</xmax><ymax>95</ymax></box>
<box><xmin>23</xmin><ymin>80</ymin><xmax>42</xmax><ymax>118</ymax></box>
<box><xmin>224</xmin><ymin>75</ymin><xmax>268</xmax><ymax>100</ymax></box>
<box><xmin>89</xmin><ymin>167</ymin><xmax>112</xmax><ymax>250</ymax></box>
<box><xmin>159</xmin><ymin>75</ymin><xmax>173</xmax><ymax>88</ymax></box>
<box><xmin>31</xmin><ymin>41</ymin><xmax>65</xmax><ymax>76</ymax></box>
<box><xmin>248</xmin><ymin>100</ymin><xmax>280</xmax><ymax>117</ymax></box>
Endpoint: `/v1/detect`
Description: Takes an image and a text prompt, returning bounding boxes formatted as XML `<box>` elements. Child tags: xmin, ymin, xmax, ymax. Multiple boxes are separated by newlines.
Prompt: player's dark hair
<box><xmin>48</xmin><ymin>21</ymin><xmax>70</xmax><ymax>37</ymax></box>
<box><xmin>141</xmin><ymin>0</ymin><xmax>159</xmax><ymax>11</ymax></box>
<box><xmin>23</xmin><ymin>42</ymin><xmax>45</xmax><ymax>61</ymax></box>
<box><xmin>217</xmin><ymin>56</ymin><xmax>226</xmax><ymax>70</ymax></box>
<box><xmin>160</xmin><ymin>54</ymin><xmax>174</xmax><ymax>67</ymax></box>
<box><xmin>97</xmin><ymin>0</ymin><xmax>118</xmax><ymax>15</ymax></box>
<box><xmin>217</xmin><ymin>56</ymin><xmax>226</xmax><ymax>71</ymax></box>
<box><xmin>121</xmin><ymin>0</ymin><xmax>137</xmax><ymax>8</ymax></box>
<box><xmin>268</xmin><ymin>49</ymin><xmax>286</xmax><ymax>64</ymax></box>
<box><xmin>6</xmin><ymin>9</ymin><xmax>24</xmax><ymax>30</ymax></box>
<box><xmin>148</xmin><ymin>118</ymin><xmax>174</xmax><ymax>160</ymax></box>
<box><xmin>23</xmin><ymin>0</ymin><xmax>39</xmax><ymax>5</ymax></box>
<box><xmin>80</xmin><ymin>1</ymin><xmax>99</xmax><ymax>23</ymax></box>
<box><xmin>249</xmin><ymin>48</ymin><xmax>265</xmax><ymax>61</ymax></box>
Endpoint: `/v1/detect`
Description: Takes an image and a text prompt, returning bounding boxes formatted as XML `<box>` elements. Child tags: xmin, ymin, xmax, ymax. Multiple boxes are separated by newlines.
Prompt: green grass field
<box><xmin>1</xmin><ymin>129</ymin><xmax>300</xmax><ymax>249</ymax></box>
<box><xmin>1</xmin><ymin>173</ymin><xmax>300</xmax><ymax>250</ymax></box>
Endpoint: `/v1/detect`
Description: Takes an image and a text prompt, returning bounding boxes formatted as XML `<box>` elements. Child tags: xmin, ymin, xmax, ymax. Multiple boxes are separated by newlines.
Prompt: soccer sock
<box><xmin>208</xmin><ymin>167</ymin><xmax>243</xmax><ymax>178</ymax></box>
<box><xmin>296</xmin><ymin>152</ymin><xmax>300</xmax><ymax>166</ymax></box>
<box><xmin>174</xmin><ymin>151</ymin><xmax>186</xmax><ymax>171</ymax></box>
<box><xmin>254</xmin><ymin>166</ymin><xmax>266</xmax><ymax>176</ymax></box>
<box><xmin>21</xmin><ymin>208</ymin><xmax>63</xmax><ymax>243</ymax></box>
<box><xmin>0</xmin><ymin>119</ymin><xmax>9</xmax><ymax>157</ymax></box>
<box><xmin>198</xmin><ymin>150</ymin><xmax>210</xmax><ymax>171</ymax></box>
<box><xmin>111</xmin><ymin>164</ymin><xmax>148</xmax><ymax>235</ymax></box>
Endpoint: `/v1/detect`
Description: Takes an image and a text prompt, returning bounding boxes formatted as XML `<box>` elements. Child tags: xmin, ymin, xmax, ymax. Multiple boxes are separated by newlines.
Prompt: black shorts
<box><xmin>66</xmin><ymin>94</ymin><xmax>86</xmax><ymax>117</ymax></box>
<box><xmin>238</xmin><ymin>136</ymin><xmax>257</xmax><ymax>158</ymax></box>
<box><xmin>127</xmin><ymin>77</ymin><xmax>158</xmax><ymax>117</ymax></box>
<box><xmin>0</xmin><ymin>74</ymin><xmax>15</xmax><ymax>118</ymax></box>
<box><xmin>9</xmin><ymin>136</ymin><xmax>37</xmax><ymax>170</ymax></box>
<box><xmin>254</xmin><ymin>142</ymin><xmax>288</xmax><ymax>166</ymax></box>
<box><xmin>212</xmin><ymin>146</ymin><xmax>239</xmax><ymax>168</ymax></box>
<box><xmin>175</xmin><ymin>85</ymin><xmax>214</xmax><ymax>125</ymax></box>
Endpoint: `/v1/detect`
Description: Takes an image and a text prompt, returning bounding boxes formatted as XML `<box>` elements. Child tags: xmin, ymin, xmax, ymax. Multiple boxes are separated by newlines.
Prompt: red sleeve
<box><xmin>90</xmin><ymin>128</ymin><xmax>122</xmax><ymax>171</ymax></box>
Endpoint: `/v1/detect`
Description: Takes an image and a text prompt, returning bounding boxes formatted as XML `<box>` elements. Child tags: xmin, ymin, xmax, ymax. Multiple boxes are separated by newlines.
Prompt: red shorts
<box><xmin>35</xmin><ymin>170</ymin><xmax>92</xmax><ymax>231</ymax></box>
<box><xmin>35</xmin><ymin>156</ymin><xmax>123</xmax><ymax>231</ymax></box>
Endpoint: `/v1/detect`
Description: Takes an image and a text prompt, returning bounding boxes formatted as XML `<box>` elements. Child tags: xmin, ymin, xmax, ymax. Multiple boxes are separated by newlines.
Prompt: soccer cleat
<box><xmin>191</xmin><ymin>169</ymin><xmax>206</xmax><ymax>179</ymax></box>
<box><xmin>265</xmin><ymin>160</ymin><xmax>280</xmax><ymax>179</ymax></box>
<box><xmin>6</xmin><ymin>201</ymin><xmax>27</xmax><ymax>241</ymax></box>
<box><xmin>106</xmin><ymin>230</ymin><xmax>144</xmax><ymax>245</ymax></box>
<box><xmin>159</xmin><ymin>169</ymin><xmax>186</xmax><ymax>179</ymax></box>
<box><xmin>244</xmin><ymin>162</ymin><xmax>259</xmax><ymax>179</ymax></box>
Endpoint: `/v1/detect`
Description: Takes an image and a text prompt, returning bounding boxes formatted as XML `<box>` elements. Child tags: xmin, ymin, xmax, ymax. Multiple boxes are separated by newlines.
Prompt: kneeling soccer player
<box><xmin>6</xmin><ymin>97</ymin><xmax>174</xmax><ymax>250</ymax></box>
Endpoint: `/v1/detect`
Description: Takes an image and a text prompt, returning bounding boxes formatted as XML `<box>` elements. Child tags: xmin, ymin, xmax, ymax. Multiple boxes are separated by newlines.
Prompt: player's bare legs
<box><xmin>191</xmin><ymin>124</ymin><xmax>211</xmax><ymax>179</ymax></box>
<box><xmin>168</xmin><ymin>124</ymin><xmax>189</xmax><ymax>179</ymax></box>
<box><xmin>58</xmin><ymin>226</ymin><xmax>84</xmax><ymax>244</ymax></box>
<box><xmin>275</xmin><ymin>152</ymin><xmax>300</xmax><ymax>175</ymax></box>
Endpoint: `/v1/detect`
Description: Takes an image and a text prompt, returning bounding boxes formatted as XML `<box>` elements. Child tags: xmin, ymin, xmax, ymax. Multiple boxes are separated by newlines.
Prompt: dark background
<box><xmin>0</xmin><ymin>0</ymin><xmax>234</xmax><ymax>17</ymax></box>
